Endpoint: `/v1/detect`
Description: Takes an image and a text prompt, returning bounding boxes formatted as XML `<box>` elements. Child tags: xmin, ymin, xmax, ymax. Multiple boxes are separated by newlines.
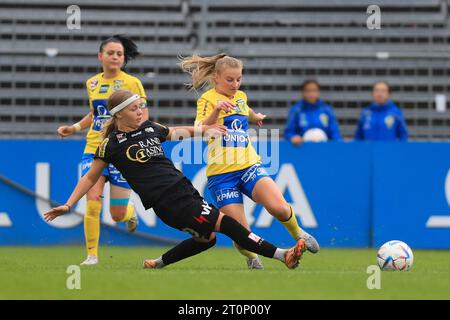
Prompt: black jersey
<box><xmin>94</xmin><ymin>120</ymin><xmax>184</xmax><ymax>209</ymax></box>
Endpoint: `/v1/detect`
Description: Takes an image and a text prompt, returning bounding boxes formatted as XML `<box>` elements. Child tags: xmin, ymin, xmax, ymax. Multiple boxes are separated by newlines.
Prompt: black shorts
<box><xmin>153</xmin><ymin>177</ymin><xmax>220</xmax><ymax>240</ymax></box>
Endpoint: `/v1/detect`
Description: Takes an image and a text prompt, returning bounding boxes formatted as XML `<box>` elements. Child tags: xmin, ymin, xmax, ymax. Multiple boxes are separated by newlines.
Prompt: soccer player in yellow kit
<box><xmin>57</xmin><ymin>35</ymin><xmax>148</xmax><ymax>265</ymax></box>
<box><xmin>180</xmin><ymin>54</ymin><xmax>319</xmax><ymax>269</ymax></box>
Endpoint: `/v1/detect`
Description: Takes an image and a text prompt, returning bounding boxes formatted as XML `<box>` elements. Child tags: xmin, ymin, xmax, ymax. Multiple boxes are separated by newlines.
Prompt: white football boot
<box><xmin>80</xmin><ymin>255</ymin><xmax>98</xmax><ymax>266</ymax></box>
<box><xmin>300</xmin><ymin>231</ymin><xmax>320</xmax><ymax>253</ymax></box>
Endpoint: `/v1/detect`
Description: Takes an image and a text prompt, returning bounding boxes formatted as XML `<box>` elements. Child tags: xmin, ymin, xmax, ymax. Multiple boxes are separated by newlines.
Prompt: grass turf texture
<box><xmin>0</xmin><ymin>246</ymin><xmax>449</xmax><ymax>300</ymax></box>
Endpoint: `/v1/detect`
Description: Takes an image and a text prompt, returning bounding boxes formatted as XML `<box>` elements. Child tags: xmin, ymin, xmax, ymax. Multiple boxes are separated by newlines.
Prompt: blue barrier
<box><xmin>0</xmin><ymin>140</ymin><xmax>449</xmax><ymax>248</ymax></box>
<box><xmin>372</xmin><ymin>142</ymin><xmax>450</xmax><ymax>248</ymax></box>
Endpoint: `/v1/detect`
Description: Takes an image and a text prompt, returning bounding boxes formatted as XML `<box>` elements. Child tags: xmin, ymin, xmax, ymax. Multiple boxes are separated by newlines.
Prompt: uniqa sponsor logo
<box><xmin>231</xmin><ymin>119</ymin><xmax>244</xmax><ymax>131</ymax></box>
<box><xmin>223</xmin><ymin>134</ymin><xmax>247</xmax><ymax>143</ymax></box>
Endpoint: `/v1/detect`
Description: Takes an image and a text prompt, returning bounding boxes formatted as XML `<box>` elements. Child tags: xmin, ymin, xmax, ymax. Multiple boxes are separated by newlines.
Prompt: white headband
<box><xmin>110</xmin><ymin>94</ymin><xmax>140</xmax><ymax>116</ymax></box>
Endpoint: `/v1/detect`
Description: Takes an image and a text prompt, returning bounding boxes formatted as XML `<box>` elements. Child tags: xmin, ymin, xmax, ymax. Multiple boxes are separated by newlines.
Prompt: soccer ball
<box><xmin>302</xmin><ymin>128</ymin><xmax>328</xmax><ymax>142</ymax></box>
<box><xmin>377</xmin><ymin>240</ymin><xmax>414</xmax><ymax>271</ymax></box>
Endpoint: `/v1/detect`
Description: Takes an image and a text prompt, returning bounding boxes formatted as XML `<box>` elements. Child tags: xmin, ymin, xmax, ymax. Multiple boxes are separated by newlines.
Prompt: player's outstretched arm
<box><xmin>167</xmin><ymin>124</ymin><xmax>227</xmax><ymax>141</ymax></box>
<box><xmin>249</xmin><ymin>108</ymin><xmax>266</xmax><ymax>127</ymax></box>
<box><xmin>43</xmin><ymin>158</ymin><xmax>108</xmax><ymax>221</ymax></box>
<box><xmin>57</xmin><ymin>111</ymin><xmax>93</xmax><ymax>138</ymax></box>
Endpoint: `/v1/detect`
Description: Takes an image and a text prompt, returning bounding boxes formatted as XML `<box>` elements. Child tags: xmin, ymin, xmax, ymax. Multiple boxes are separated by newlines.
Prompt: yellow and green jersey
<box><xmin>195</xmin><ymin>88</ymin><xmax>260</xmax><ymax>177</ymax></box>
<box><xmin>84</xmin><ymin>71</ymin><xmax>147</xmax><ymax>154</ymax></box>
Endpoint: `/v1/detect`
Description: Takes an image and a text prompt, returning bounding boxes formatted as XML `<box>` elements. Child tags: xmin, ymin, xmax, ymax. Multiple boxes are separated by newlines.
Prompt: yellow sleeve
<box><xmin>85</xmin><ymin>80</ymin><xmax>93</xmax><ymax>111</ymax></box>
<box><xmin>241</xmin><ymin>91</ymin><xmax>250</xmax><ymax>110</ymax></box>
<box><xmin>195</xmin><ymin>97</ymin><xmax>214</xmax><ymax>126</ymax></box>
<box><xmin>134</xmin><ymin>79</ymin><xmax>148</xmax><ymax>107</ymax></box>
<box><xmin>134</xmin><ymin>79</ymin><xmax>147</xmax><ymax>98</ymax></box>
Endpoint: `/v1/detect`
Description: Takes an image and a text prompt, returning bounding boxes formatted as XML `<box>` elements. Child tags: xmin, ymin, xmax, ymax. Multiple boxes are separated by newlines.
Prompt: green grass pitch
<box><xmin>0</xmin><ymin>246</ymin><xmax>449</xmax><ymax>300</ymax></box>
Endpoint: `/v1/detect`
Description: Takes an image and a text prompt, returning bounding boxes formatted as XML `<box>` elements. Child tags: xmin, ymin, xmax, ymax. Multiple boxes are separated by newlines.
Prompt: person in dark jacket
<box><xmin>285</xmin><ymin>80</ymin><xmax>342</xmax><ymax>145</ymax></box>
<box><xmin>355</xmin><ymin>81</ymin><xmax>408</xmax><ymax>141</ymax></box>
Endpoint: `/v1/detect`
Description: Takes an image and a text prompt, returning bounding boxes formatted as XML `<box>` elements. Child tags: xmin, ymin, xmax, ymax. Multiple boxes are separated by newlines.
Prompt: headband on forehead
<box><xmin>110</xmin><ymin>94</ymin><xmax>140</xmax><ymax>116</ymax></box>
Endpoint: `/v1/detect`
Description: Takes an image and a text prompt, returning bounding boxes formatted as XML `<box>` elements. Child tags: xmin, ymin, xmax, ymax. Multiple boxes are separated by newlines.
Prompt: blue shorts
<box><xmin>207</xmin><ymin>163</ymin><xmax>269</xmax><ymax>208</ymax></box>
<box><xmin>81</xmin><ymin>153</ymin><xmax>130</xmax><ymax>189</ymax></box>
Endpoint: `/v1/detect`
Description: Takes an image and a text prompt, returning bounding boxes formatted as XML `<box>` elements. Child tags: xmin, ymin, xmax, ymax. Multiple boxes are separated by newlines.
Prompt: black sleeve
<box><xmin>94</xmin><ymin>137</ymin><xmax>112</xmax><ymax>163</ymax></box>
<box><xmin>152</xmin><ymin>122</ymin><xmax>170</xmax><ymax>142</ymax></box>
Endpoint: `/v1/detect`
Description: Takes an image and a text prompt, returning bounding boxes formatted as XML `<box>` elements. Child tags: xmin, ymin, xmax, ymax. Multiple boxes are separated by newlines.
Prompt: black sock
<box><xmin>162</xmin><ymin>237</ymin><xmax>216</xmax><ymax>266</ymax></box>
<box><xmin>219</xmin><ymin>215</ymin><xmax>277</xmax><ymax>258</ymax></box>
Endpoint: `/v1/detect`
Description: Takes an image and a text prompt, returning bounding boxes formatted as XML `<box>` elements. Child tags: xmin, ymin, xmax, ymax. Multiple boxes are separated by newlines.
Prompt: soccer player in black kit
<box><xmin>44</xmin><ymin>90</ymin><xmax>306</xmax><ymax>270</ymax></box>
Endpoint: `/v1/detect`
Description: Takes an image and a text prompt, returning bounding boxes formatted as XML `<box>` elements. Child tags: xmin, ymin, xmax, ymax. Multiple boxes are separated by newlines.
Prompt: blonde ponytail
<box><xmin>102</xmin><ymin>117</ymin><xmax>118</xmax><ymax>139</ymax></box>
<box><xmin>179</xmin><ymin>53</ymin><xmax>243</xmax><ymax>90</ymax></box>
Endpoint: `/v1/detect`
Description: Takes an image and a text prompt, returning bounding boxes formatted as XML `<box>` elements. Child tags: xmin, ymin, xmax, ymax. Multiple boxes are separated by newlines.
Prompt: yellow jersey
<box><xmin>84</xmin><ymin>71</ymin><xmax>147</xmax><ymax>154</ymax></box>
<box><xmin>195</xmin><ymin>88</ymin><xmax>260</xmax><ymax>177</ymax></box>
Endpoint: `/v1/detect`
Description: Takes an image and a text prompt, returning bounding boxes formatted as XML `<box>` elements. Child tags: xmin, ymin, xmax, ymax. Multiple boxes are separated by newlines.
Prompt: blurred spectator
<box><xmin>355</xmin><ymin>81</ymin><xmax>408</xmax><ymax>141</ymax></box>
<box><xmin>284</xmin><ymin>80</ymin><xmax>342</xmax><ymax>145</ymax></box>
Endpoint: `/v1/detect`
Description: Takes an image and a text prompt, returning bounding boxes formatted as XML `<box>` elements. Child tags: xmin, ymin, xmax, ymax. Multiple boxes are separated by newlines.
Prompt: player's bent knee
<box><xmin>268</xmin><ymin>202</ymin><xmax>291</xmax><ymax>219</ymax></box>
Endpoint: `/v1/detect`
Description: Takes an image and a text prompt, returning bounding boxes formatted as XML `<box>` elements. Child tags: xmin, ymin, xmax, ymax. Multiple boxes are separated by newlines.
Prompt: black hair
<box><xmin>301</xmin><ymin>79</ymin><xmax>320</xmax><ymax>91</ymax></box>
<box><xmin>99</xmin><ymin>34</ymin><xmax>140</xmax><ymax>66</ymax></box>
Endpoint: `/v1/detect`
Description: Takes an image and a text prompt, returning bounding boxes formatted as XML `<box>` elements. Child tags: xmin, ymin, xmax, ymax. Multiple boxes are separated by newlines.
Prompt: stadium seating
<box><xmin>1</xmin><ymin>0</ymin><xmax>450</xmax><ymax>139</ymax></box>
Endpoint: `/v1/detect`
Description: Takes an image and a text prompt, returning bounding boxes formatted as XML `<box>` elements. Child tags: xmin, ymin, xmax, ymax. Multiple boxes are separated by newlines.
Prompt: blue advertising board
<box><xmin>372</xmin><ymin>142</ymin><xmax>450</xmax><ymax>248</ymax></box>
<box><xmin>0</xmin><ymin>140</ymin><xmax>449</xmax><ymax>249</ymax></box>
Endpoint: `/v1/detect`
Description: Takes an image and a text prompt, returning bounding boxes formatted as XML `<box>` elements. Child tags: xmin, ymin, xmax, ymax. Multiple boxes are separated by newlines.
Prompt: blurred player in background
<box><xmin>56</xmin><ymin>35</ymin><xmax>148</xmax><ymax>265</ymax></box>
<box><xmin>44</xmin><ymin>90</ymin><xmax>307</xmax><ymax>271</ymax></box>
<box><xmin>180</xmin><ymin>54</ymin><xmax>319</xmax><ymax>270</ymax></box>
<box><xmin>284</xmin><ymin>80</ymin><xmax>342</xmax><ymax>145</ymax></box>
<box><xmin>354</xmin><ymin>81</ymin><xmax>408</xmax><ymax>141</ymax></box>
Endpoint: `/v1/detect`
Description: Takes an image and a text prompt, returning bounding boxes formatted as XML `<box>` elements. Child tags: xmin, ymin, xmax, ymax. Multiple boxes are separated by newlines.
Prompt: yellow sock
<box><xmin>279</xmin><ymin>206</ymin><xmax>303</xmax><ymax>240</ymax></box>
<box><xmin>84</xmin><ymin>200</ymin><xmax>102</xmax><ymax>257</ymax></box>
<box><xmin>234</xmin><ymin>242</ymin><xmax>257</xmax><ymax>259</ymax></box>
<box><xmin>118</xmin><ymin>203</ymin><xmax>135</xmax><ymax>222</ymax></box>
